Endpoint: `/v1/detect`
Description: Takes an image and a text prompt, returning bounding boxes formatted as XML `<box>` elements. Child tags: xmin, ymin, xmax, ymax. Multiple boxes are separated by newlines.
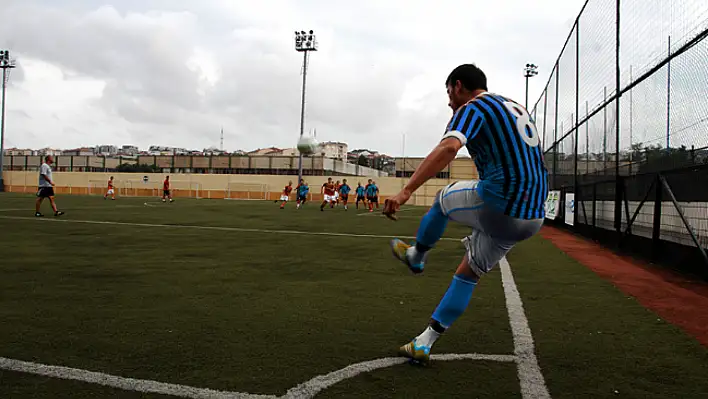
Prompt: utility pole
<box><xmin>294</xmin><ymin>30</ymin><xmax>318</xmax><ymax>183</ymax></box>
<box><xmin>0</xmin><ymin>50</ymin><xmax>17</xmax><ymax>192</ymax></box>
<box><xmin>523</xmin><ymin>63</ymin><xmax>538</xmax><ymax>109</ymax></box>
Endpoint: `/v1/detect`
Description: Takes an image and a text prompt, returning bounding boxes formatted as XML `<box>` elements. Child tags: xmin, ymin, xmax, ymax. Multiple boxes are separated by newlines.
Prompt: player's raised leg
<box><xmin>390</xmin><ymin>191</ymin><xmax>449</xmax><ymax>273</ymax></box>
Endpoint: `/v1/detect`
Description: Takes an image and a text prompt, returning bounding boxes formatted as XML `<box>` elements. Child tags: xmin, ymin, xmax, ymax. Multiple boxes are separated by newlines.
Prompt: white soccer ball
<box><xmin>297</xmin><ymin>135</ymin><xmax>319</xmax><ymax>155</ymax></box>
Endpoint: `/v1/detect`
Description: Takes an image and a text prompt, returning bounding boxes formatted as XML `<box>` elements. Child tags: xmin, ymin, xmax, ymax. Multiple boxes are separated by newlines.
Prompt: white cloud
<box><xmin>0</xmin><ymin>0</ymin><xmax>586</xmax><ymax>155</ymax></box>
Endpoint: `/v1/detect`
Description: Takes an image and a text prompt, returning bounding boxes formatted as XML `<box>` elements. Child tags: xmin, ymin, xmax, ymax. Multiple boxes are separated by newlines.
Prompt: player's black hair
<box><xmin>44</xmin><ymin>155</ymin><xmax>52</xmax><ymax>162</ymax></box>
<box><xmin>445</xmin><ymin>64</ymin><xmax>488</xmax><ymax>92</ymax></box>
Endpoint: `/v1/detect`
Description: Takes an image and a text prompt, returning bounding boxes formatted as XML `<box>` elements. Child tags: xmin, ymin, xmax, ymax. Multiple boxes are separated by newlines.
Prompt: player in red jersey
<box><xmin>104</xmin><ymin>176</ymin><xmax>116</xmax><ymax>200</ymax></box>
<box><xmin>279</xmin><ymin>181</ymin><xmax>293</xmax><ymax>209</ymax></box>
<box><xmin>320</xmin><ymin>177</ymin><xmax>336</xmax><ymax>211</ymax></box>
<box><xmin>162</xmin><ymin>176</ymin><xmax>174</xmax><ymax>203</ymax></box>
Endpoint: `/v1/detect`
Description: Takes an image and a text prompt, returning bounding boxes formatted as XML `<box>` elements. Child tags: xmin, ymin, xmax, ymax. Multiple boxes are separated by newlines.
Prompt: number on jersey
<box><xmin>503</xmin><ymin>101</ymin><xmax>539</xmax><ymax>147</ymax></box>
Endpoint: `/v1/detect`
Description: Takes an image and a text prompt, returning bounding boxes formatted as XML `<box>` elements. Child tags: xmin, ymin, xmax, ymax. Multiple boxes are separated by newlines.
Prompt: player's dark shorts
<box><xmin>367</xmin><ymin>195</ymin><xmax>378</xmax><ymax>203</ymax></box>
<box><xmin>340</xmin><ymin>194</ymin><xmax>349</xmax><ymax>201</ymax></box>
<box><xmin>298</xmin><ymin>194</ymin><xmax>307</xmax><ymax>203</ymax></box>
<box><xmin>357</xmin><ymin>195</ymin><xmax>366</xmax><ymax>202</ymax></box>
<box><xmin>163</xmin><ymin>189</ymin><xmax>171</xmax><ymax>196</ymax></box>
<box><xmin>37</xmin><ymin>187</ymin><xmax>54</xmax><ymax>198</ymax></box>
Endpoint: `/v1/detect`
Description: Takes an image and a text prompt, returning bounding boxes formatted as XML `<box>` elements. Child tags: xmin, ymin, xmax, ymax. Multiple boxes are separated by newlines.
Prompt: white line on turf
<box><xmin>0</xmin><ymin>215</ymin><xmax>458</xmax><ymax>242</ymax></box>
<box><xmin>282</xmin><ymin>353</ymin><xmax>517</xmax><ymax>399</ymax></box>
<box><xmin>0</xmin><ymin>356</ymin><xmax>273</xmax><ymax>399</ymax></box>
<box><xmin>500</xmin><ymin>257</ymin><xmax>551</xmax><ymax>399</ymax></box>
<box><xmin>0</xmin><ymin>353</ymin><xmax>515</xmax><ymax>399</ymax></box>
<box><xmin>0</xmin><ymin>205</ymin><xmax>143</xmax><ymax>212</ymax></box>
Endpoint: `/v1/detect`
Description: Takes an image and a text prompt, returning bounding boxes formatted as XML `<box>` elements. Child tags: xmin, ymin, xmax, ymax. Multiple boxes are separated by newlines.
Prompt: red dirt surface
<box><xmin>540</xmin><ymin>225</ymin><xmax>708</xmax><ymax>348</ymax></box>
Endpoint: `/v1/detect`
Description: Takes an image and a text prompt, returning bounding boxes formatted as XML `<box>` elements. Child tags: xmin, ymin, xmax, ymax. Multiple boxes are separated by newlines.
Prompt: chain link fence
<box><xmin>533</xmin><ymin>0</ymin><xmax>708</xmax><ymax>277</ymax></box>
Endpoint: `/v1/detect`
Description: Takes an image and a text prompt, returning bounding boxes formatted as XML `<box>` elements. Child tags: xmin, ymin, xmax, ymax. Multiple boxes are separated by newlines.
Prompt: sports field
<box><xmin>1</xmin><ymin>192</ymin><xmax>707</xmax><ymax>398</ymax></box>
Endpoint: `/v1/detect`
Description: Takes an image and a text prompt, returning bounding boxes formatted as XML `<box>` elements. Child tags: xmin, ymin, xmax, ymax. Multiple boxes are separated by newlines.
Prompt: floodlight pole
<box><xmin>523</xmin><ymin>63</ymin><xmax>538</xmax><ymax>110</ymax></box>
<box><xmin>294</xmin><ymin>30</ymin><xmax>317</xmax><ymax>184</ymax></box>
<box><xmin>0</xmin><ymin>50</ymin><xmax>17</xmax><ymax>192</ymax></box>
<box><xmin>297</xmin><ymin>50</ymin><xmax>309</xmax><ymax>184</ymax></box>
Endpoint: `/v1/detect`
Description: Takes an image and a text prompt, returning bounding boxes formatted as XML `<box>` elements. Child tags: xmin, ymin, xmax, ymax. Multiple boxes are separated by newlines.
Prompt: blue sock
<box><xmin>415</xmin><ymin>200</ymin><xmax>448</xmax><ymax>252</ymax></box>
<box><xmin>431</xmin><ymin>274</ymin><xmax>477</xmax><ymax>329</ymax></box>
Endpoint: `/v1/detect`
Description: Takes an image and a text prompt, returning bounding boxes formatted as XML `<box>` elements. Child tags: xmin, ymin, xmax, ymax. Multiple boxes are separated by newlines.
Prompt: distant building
<box><xmin>320</xmin><ymin>141</ymin><xmax>348</xmax><ymax>160</ymax></box>
<box><xmin>148</xmin><ymin>146</ymin><xmax>187</xmax><ymax>156</ymax></box>
<box><xmin>96</xmin><ymin>145</ymin><xmax>118</xmax><ymax>156</ymax></box>
<box><xmin>203</xmin><ymin>146</ymin><xmax>228</xmax><ymax>156</ymax></box>
<box><xmin>248</xmin><ymin>147</ymin><xmax>283</xmax><ymax>156</ymax></box>
<box><xmin>280</xmin><ymin>148</ymin><xmax>299</xmax><ymax>156</ymax></box>
<box><xmin>119</xmin><ymin>145</ymin><xmax>139</xmax><ymax>156</ymax></box>
<box><xmin>4</xmin><ymin>148</ymin><xmax>35</xmax><ymax>156</ymax></box>
<box><xmin>63</xmin><ymin>147</ymin><xmax>95</xmax><ymax>156</ymax></box>
<box><xmin>38</xmin><ymin>148</ymin><xmax>63</xmax><ymax>156</ymax></box>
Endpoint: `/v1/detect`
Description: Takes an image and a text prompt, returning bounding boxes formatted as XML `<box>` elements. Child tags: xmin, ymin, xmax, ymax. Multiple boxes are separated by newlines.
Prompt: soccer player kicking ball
<box><xmin>296</xmin><ymin>180</ymin><xmax>309</xmax><ymax>209</ymax></box>
<box><xmin>383</xmin><ymin>64</ymin><xmax>548</xmax><ymax>366</ymax></box>
<box><xmin>279</xmin><ymin>181</ymin><xmax>293</xmax><ymax>209</ymax></box>
<box><xmin>104</xmin><ymin>176</ymin><xmax>116</xmax><ymax>200</ymax></box>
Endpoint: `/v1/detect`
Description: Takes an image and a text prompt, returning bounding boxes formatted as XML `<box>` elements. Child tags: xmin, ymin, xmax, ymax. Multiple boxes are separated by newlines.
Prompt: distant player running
<box><xmin>384</xmin><ymin>64</ymin><xmax>548</xmax><ymax>366</ymax></box>
<box><xmin>279</xmin><ymin>181</ymin><xmax>293</xmax><ymax>209</ymax></box>
<box><xmin>162</xmin><ymin>176</ymin><xmax>174</xmax><ymax>203</ymax></box>
<box><xmin>320</xmin><ymin>178</ymin><xmax>336</xmax><ymax>211</ymax></box>
<box><xmin>104</xmin><ymin>176</ymin><xmax>116</xmax><ymax>200</ymax></box>
<box><xmin>366</xmin><ymin>180</ymin><xmax>379</xmax><ymax>212</ymax></box>
<box><xmin>355</xmin><ymin>183</ymin><xmax>366</xmax><ymax>209</ymax></box>
<box><xmin>35</xmin><ymin>155</ymin><xmax>65</xmax><ymax>217</ymax></box>
<box><xmin>296</xmin><ymin>180</ymin><xmax>309</xmax><ymax>209</ymax></box>
<box><xmin>338</xmin><ymin>179</ymin><xmax>351</xmax><ymax>210</ymax></box>
<box><xmin>334</xmin><ymin>180</ymin><xmax>341</xmax><ymax>207</ymax></box>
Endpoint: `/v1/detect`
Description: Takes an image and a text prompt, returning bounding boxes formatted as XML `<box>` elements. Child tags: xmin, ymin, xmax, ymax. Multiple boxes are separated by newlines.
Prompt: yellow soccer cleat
<box><xmin>398</xmin><ymin>339</ymin><xmax>431</xmax><ymax>366</ymax></box>
<box><xmin>390</xmin><ymin>239</ymin><xmax>424</xmax><ymax>274</ymax></box>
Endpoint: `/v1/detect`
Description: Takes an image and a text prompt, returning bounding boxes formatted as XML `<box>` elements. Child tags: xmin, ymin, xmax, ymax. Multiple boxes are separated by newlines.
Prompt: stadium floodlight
<box><xmin>0</xmin><ymin>49</ymin><xmax>17</xmax><ymax>192</ymax></box>
<box><xmin>293</xmin><ymin>30</ymin><xmax>318</xmax><ymax>183</ymax></box>
<box><xmin>523</xmin><ymin>63</ymin><xmax>538</xmax><ymax>110</ymax></box>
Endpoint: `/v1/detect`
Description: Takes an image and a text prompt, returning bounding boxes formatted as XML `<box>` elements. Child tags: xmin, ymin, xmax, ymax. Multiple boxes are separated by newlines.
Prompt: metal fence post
<box><xmin>553</xmin><ymin>63</ymin><xmax>560</xmax><ymax>189</ymax></box>
<box><xmin>614</xmin><ymin>0</ymin><xmax>622</xmax><ymax>238</ymax></box>
<box><xmin>573</xmin><ymin>21</ymin><xmax>580</xmax><ymax>226</ymax></box>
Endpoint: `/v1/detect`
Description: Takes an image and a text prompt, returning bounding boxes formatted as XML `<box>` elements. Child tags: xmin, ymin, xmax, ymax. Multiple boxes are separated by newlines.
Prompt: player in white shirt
<box><xmin>35</xmin><ymin>156</ymin><xmax>65</xmax><ymax>217</ymax></box>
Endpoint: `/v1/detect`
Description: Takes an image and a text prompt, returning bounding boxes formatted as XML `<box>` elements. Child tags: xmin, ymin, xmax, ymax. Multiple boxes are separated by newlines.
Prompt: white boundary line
<box><xmin>282</xmin><ymin>353</ymin><xmax>516</xmax><ymax>399</ymax></box>
<box><xmin>0</xmin><ymin>353</ymin><xmax>515</xmax><ymax>399</ymax></box>
<box><xmin>0</xmin><ymin>216</ymin><xmax>458</xmax><ymax>242</ymax></box>
<box><xmin>500</xmin><ymin>257</ymin><xmax>551</xmax><ymax>399</ymax></box>
<box><xmin>0</xmin><ymin>205</ymin><xmax>144</xmax><ymax>212</ymax></box>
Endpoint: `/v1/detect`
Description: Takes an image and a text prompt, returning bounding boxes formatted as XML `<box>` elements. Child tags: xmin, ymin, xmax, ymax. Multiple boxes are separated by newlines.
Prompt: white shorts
<box><xmin>280</xmin><ymin>195</ymin><xmax>289</xmax><ymax>201</ymax></box>
<box><xmin>334</xmin><ymin>192</ymin><xmax>339</xmax><ymax>199</ymax></box>
<box><xmin>107</xmin><ymin>189</ymin><xmax>114</xmax><ymax>195</ymax></box>
<box><xmin>437</xmin><ymin>180</ymin><xmax>544</xmax><ymax>277</ymax></box>
<box><xmin>324</xmin><ymin>194</ymin><xmax>336</xmax><ymax>202</ymax></box>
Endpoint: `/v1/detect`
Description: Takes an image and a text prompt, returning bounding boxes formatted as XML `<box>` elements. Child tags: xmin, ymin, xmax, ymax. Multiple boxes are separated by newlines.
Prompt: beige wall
<box><xmin>3</xmin><ymin>171</ymin><xmax>454</xmax><ymax>205</ymax></box>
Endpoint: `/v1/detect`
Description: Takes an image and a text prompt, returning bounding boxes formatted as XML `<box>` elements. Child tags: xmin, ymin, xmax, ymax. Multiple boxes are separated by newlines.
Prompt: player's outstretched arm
<box><xmin>403</xmin><ymin>137</ymin><xmax>462</xmax><ymax>195</ymax></box>
<box><xmin>383</xmin><ymin>137</ymin><xmax>462</xmax><ymax>220</ymax></box>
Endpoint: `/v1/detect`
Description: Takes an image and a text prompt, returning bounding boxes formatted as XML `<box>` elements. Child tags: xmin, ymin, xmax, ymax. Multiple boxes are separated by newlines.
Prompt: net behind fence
<box><xmin>531</xmin><ymin>0</ymin><xmax>708</xmax><ymax>275</ymax></box>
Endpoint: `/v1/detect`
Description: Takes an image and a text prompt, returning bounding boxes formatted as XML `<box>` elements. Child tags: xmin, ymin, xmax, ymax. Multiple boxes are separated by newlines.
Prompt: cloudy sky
<box><xmin>0</xmin><ymin>0</ymin><xmax>585</xmax><ymax>156</ymax></box>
